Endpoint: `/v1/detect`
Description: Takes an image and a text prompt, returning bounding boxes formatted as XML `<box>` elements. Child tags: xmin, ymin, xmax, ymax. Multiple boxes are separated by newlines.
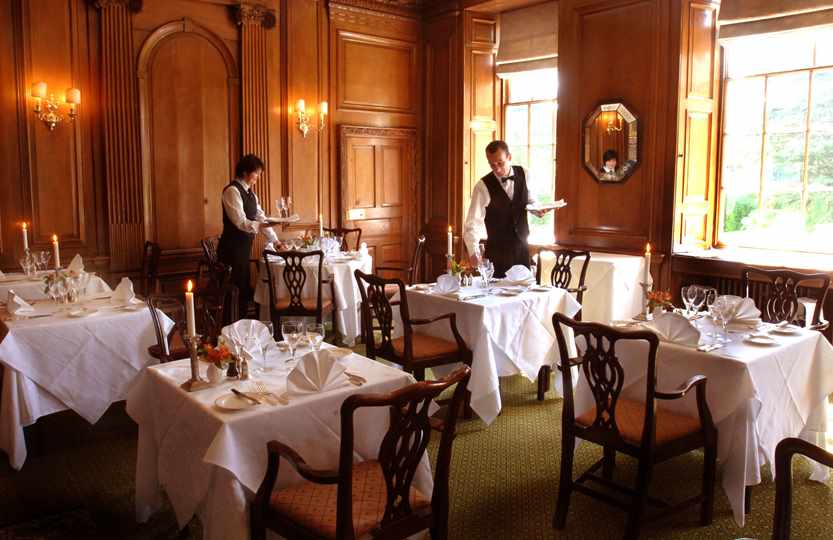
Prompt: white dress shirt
<box><xmin>221</xmin><ymin>179</ymin><xmax>278</xmax><ymax>243</ymax></box>
<box><xmin>463</xmin><ymin>165</ymin><xmax>535</xmax><ymax>256</ymax></box>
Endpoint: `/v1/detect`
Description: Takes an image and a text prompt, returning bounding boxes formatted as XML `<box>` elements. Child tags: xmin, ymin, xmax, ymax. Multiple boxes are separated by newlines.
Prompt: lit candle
<box><xmin>319</xmin><ymin>213</ymin><xmax>323</xmax><ymax>238</ymax></box>
<box><xmin>185</xmin><ymin>280</ymin><xmax>196</xmax><ymax>338</ymax></box>
<box><xmin>447</xmin><ymin>225</ymin><xmax>453</xmax><ymax>258</ymax></box>
<box><xmin>295</xmin><ymin>99</ymin><xmax>305</xmax><ymax>114</ymax></box>
<box><xmin>21</xmin><ymin>222</ymin><xmax>28</xmax><ymax>251</ymax></box>
<box><xmin>52</xmin><ymin>234</ymin><xmax>60</xmax><ymax>269</ymax></box>
<box><xmin>644</xmin><ymin>242</ymin><xmax>652</xmax><ymax>284</ymax></box>
<box><xmin>320</xmin><ymin>101</ymin><xmax>328</xmax><ymax>116</ymax></box>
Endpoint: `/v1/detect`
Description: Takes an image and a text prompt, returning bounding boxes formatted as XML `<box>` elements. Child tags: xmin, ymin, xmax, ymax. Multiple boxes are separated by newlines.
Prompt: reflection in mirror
<box><xmin>583</xmin><ymin>102</ymin><xmax>639</xmax><ymax>183</ymax></box>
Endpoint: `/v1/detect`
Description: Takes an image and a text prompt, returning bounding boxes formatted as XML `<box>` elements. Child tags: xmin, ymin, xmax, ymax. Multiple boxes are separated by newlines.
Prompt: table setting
<box><xmin>574</xmin><ymin>288</ymin><xmax>833</xmax><ymax>525</ymax></box>
<box><xmin>0</xmin><ymin>253</ymin><xmax>112</xmax><ymax>302</ymax></box>
<box><xmin>0</xmin><ymin>276</ymin><xmax>167</xmax><ymax>470</ymax></box>
<box><xmin>395</xmin><ymin>263</ymin><xmax>581</xmax><ymax>424</ymax></box>
<box><xmin>126</xmin><ymin>317</ymin><xmax>428</xmax><ymax>540</ymax></box>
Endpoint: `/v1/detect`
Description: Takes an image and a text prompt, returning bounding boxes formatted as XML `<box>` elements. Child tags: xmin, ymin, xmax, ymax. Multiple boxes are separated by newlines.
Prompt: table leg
<box><xmin>744</xmin><ymin>485</ymin><xmax>752</xmax><ymax>515</ymax></box>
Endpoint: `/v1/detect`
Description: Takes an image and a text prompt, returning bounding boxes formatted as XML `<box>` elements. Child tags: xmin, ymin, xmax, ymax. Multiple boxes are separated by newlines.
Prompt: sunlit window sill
<box><xmin>674</xmin><ymin>246</ymin><xmax>833</xmax><ymax>273</ymax></box>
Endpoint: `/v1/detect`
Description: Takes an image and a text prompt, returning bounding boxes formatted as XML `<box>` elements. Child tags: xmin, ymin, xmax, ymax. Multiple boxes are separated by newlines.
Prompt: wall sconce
<box><xmin>31</xmin><ymin>81</ymin><xmax>80</xmax><ymax>131</ymax></box>
<box><xmin>605</xmin><ymin>112</ymin><xmax>623</xmax><ymax>134</ymax></box>
<box><xmin>294</xmin><ymin>99</ymin><xmax>328</xmax><ymax>138</ymax></box>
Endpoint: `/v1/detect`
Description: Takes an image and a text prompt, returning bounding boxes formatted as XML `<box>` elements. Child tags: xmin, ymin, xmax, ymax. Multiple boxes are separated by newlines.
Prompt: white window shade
<box><xmin>719</xmin><ymin>1</ymin><xmax>833</xmax><ymax>39</ymax></box>
<box><xmin>496</xmin><ymin>1</ymin><xmax>558</xmax><ymax>78</ymax></box>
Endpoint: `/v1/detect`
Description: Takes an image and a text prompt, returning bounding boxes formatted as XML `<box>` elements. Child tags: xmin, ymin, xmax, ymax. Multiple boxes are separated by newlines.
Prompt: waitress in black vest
<box><xmin>463</xmin><ymin>140</ymin><xmax>553</xmax><ymax>277</ymax></box>
<box><xmin>217</xmin><ymin>154</ymin><xmax>280</xmax><ymax>315</ymax></box>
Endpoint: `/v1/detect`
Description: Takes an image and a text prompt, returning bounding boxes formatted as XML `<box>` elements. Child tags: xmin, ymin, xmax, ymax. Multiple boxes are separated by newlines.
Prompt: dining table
<box><xmin>572</xmin><ymin>317</ymin><xmax>833</xmax><ymax>526</ymax></box>
<box><xmin>393</xmin><ymin>281</ymin><xmax>581</xmax><ymax>425</ymax></box>
<box><xmin>126</xmin><ymin>345</ymin><xmax>429</xmax><ymax>540</ymax></box>
<box><xmin>0</xmin><ymin>294</ymin><xmax>170</xmax><ymax>469</ymax></box>
<box><xmin>0</xmin><ymin>271</ymin><xmax>112</xmax><ymax>301</ymax></box>
<box><xmin>254</xmin><ymin>252</ymin><xmax>372</xmax><ymax>346</ymax></box>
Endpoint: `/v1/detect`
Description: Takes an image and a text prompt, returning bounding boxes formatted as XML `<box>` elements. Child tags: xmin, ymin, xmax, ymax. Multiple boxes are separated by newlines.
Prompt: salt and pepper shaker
<box><xmin>239</xmin><ymin>352</ymin><xmax>250</xmax><ymax>380</ymax></box>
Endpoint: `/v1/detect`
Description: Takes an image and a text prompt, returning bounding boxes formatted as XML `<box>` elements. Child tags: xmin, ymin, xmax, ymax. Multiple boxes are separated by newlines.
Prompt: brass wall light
<box><xmin>294</xmin><ymin>99</ymin><xmax>328</xmax><ymax>138</ymax></box>
<box><xmin>31</xmin><ymin>81</ymin><xmax>80</xmax><ymax>131</ymax></box>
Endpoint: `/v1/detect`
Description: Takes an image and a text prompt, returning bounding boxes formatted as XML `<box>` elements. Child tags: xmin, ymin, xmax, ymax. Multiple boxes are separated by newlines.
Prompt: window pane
<box><xmin>764</xmin><ymin>132</ymin><xmax>805</xmax><ymax>188</ymax></box>
<box><xmin>811</xmin><ymin>70</ymin><xmax>833</xmax><ymax>133</ymax></box>
<box><xmin>725</xmin><ymin>32</ymin><xmax>814</xmax><ymax>78</ymax></box>
<box><xmin>721</xmin><ymin>133</ymin><xmax>762</xmax><ymax>193</ymax></box>
<box><xmin>528</xmin><ymin>144</ymin><xmax>554</xmax><ymax>197</ymax></box>
<box><xmin>808</xmin><ymin>132</ymin><xmax>833</xmax><ymax>187</ymax></box>
<box><xmin>806</xmin><ymin>191</ymin><xmax>833</xmax><ymax>231</ymax></box>
<box><xmin>505</xmin><ymin>104</ymin><xmax>528</xmax><ymax>147</ymax></box>
<box><xmin>530</xmin><ymin>102</ymin><xmax>555</xmax><ymax>145</ymax></box>
<box><xmin>813</xmin><ymin>27</ymin><xmax>833</xmax><ymax>67</ymax></box>
<box><xmin>766</xmin><ymin>72</ymin><xmax>809</xmax><ymax>133</ymax></box>
<box><xmin>506</xmin><ymin>69</ymin><xmax>558</xmax><ymax>103</ymax></box>
<box><xmin>722</xmin><ymin>192</ymin><xmax>758</xmax><ymax>233</ymax></box>
<box><xmin>724</xmin><ymin>78</ymin><xmax>765</xmax><ymax>134</ymax></box>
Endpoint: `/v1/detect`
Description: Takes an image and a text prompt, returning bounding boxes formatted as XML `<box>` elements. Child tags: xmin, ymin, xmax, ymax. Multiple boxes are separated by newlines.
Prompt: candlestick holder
<box><xmin>180</xmin><ymin>334</ymin><xmax>211</xmax><ymax>392</ymax></box>
<box><xmin>446</xmin><ymin>254</ymin><xmax>453</xmax><ymax>275</ymax></box>
<box><xmin>632</xmin><ymin>281</ymin><xmax>654</xmax><ymax>321</ymax></box>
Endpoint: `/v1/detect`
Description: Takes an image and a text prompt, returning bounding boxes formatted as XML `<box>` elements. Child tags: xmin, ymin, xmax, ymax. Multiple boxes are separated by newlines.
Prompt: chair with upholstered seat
<box><xmin>552</xmin><ymin>313</ymin><xmax>717</xmax><ymax>540</ymax></box>
<box><xmin>773</xmin><ymin>437</ymin><xmax>833</xmax><ymax>540</ymax></box>
<box><xmin>376</xmin><ymin>234</ymin><xmax>427</xmax><ymax>299</ymax></box>
<box><xmin>324</xmin><ymin>226</ymin><xmax>362</xmax><ymax>252</ymax></box>
<box><xmin>535</xmin><ymin>249</ymin><xmax>591</xmax><ymax>400</ymax></box>
<box><xmin>263</xmin><ymin>249</ymin><xmax>334</xmax><ymax>340</ymax></box>
<box><xmin>355</xmin><ymin>270</ymin><xmax>472</xmax><ymax>418</ymax></box>
<box><xmin>251</xmin><ymin>365</ymin><xmax>471</xmax><ymax>540</ymax></box>
<box><xmin>146</xmin><ymin>295</ymin><xmax>189</xmax><ymax>363</ymax></box>
<box><xmin>740</xmin><ymin>266</ymin><xmax>830</xmax><ymax>330</ymax></box>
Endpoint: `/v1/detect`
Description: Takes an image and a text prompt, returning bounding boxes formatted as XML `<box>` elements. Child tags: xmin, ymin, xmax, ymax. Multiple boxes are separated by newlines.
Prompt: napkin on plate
<box><xmin>433</xmin><ymin>274</ymin><xmax>461</xmax><ymax>297</ymax></box>
<box><xmin>287</xmin><ymin>349</ymin><xmax>348</xmax><ymax>394</ymax></box>
<box><xmin>505</xmin><ymin>265</ymin><xmax>534</xmax><ymax>284</ymax></box>
<box><xmin>7</xmin><ymin>290</ymin><xmax>35</xmax><ymax>315</ymax></box>
<box><xmin>644</xmin><ymin>312</ymin><xmax>701</xmax><ymax>348</ymax></box>
<box><xmin>110</xmin><ymin>277</ymin><xmax>136</xmax><ymax>304</ymax></box>
<box><xmin>723</xmin><ymin>295</ymin><xmax>762</xmax><ymax>329</ymax></box>
<box><xmin>67</xmin><ymin>254</ymin><xmax>84</xmax><ymax>274</ymax></box>
<box><xmin>221</xmin><ymin>318</ymin><xmax>278</xmax><ymax>360</ymax></box>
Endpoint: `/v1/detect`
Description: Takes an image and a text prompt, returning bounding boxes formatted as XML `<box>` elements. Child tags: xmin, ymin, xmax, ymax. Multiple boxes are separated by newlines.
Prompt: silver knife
<box><xmin>231</xmin><ymin>388</ymin><xmax>262</xmax><ymax>405</ymax></box>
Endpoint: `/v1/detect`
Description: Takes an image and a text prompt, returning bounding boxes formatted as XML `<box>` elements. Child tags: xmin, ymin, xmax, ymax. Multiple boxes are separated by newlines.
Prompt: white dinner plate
<box><xmin>67</xmin><ymin>307</ymin><xmax>99</xmax><ymax>318</ymax></box>
<box><xmin>771</xmin><ymin>324</ymin><xmax>802</xmax><ymax>336</ymax></box>
<box><xmin>118</xmin><ymin>303</ymin><xmax>145</xmax><ymax>312</ymax></box>
<box><xmin>528</xmin><ymin>285</ymin><xmax>551</xmax><ymax>292</ymax></box>
<box><xmin>214</xmin><ymin>393</ymin><xmax>257</xmax><ymax>412</ymax></box>
<box><xmin>497</xmin><ymin>289</ymin><xmax>522</xmax><ymax>297</ymax></box>
<box><xmin>744</xmin><ymin>334</ymin><xmax>778</xmax><ymax>346</ymax></box>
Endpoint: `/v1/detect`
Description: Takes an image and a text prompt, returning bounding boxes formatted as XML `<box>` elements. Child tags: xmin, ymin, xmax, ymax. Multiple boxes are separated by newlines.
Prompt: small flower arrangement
<box><xmin>299</xmin><ymin>232</ymin><xmax>316</xmax><ymax>249</ymax></box>
<box><xmin>647</xmin><ymin>289</ymin><xmax>674</xmax><ymax>312</ymax></box>
<box><xmin>449</xmin><ymin>259</ymin><xmax>469</xmax><ymax>276</ymax></box>
<box><xmin>42</xmin><ymin>269</ymin><xmax>71</xmax><ymax>295</ymax></box>
<box><xmin>199</xmin><ymin>340</ymin><xmax>235</xmax><ymax>369</ymax></box>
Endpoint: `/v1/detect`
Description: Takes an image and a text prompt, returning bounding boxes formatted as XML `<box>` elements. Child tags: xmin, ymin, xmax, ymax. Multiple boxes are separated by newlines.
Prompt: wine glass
<box><xmin>282</xmin><ymin>320</ymin><xmax>303</xmax><ymax>365</ymax></box>
<box><xmin>306</xmin><ymin>323</ymin><xmax>325</xmax><ymax>352</ymax></box>
<box><xmin>39</xmin><ymin>251</ymin><xmax>51</xmax><ymax>272</ymax></box>
<box><xmin>690</xmin><ymin>286</ymin><xmax>706</xmax><ymax>317</ymax></box>
<box><xmin>478</xmin><ymin>259</ymin><xmax>494</xmax><ymax>289</ymax></box>
<box><xmin>681</xmin><ymin>285</ymin><xmax>693</xmax><ymax>316</ymax></box>
<box><xmin>286</xmin><ymin>196</ymin><xmax>293</xmax><ymax>216</ymax></box>
<box><xmin>261</xmin><ymin>321</ymin><xmax>275</xmax><ymax>372</ymax></box>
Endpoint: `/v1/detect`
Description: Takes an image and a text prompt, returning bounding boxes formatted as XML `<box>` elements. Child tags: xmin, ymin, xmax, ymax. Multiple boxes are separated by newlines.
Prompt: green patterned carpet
<box><xmin>1</xmin><ymin>375</ymin><xmax>831</xmax><ymax>539</ymax></box>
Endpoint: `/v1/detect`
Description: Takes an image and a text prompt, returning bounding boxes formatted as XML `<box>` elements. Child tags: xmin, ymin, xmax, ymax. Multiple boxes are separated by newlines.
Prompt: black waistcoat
<box><xmin>218</xmin><ymin>181</ymin><xmax>258</xmax><ymax>270</ymax></box>
<box><xmin>482</xmin><ymin>166</ymin><xmax>531</xmax><ymax>276</ymax></box>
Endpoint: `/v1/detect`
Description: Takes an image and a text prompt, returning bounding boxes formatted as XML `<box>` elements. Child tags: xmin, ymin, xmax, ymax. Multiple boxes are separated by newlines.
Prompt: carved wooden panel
<box><xmin>340</xmin><ymin>126</ymin><xmax>416</xmax><ymax>270</ymax></box>
<box><xmin>137</xmin><ymin>19</ymin><xmax>238</xmax><ymax>252</ymax></box>
<box><xmin>336</xmin><ymin>31</ymin><xmax>416</xmax><ymax>113</ymax></box>
<box><xmin>471</xmin><ymin>17</ymin><xmax>496</xmax><ymax>45</ymax></box>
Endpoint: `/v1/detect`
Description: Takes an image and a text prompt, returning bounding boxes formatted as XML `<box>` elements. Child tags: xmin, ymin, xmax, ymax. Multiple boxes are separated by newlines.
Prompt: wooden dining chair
<box><xmin>376</xmin><ymin>234</ymin><xmax>427</xmax><ymax>298</ymax></box>
<box><xmin>324</xmin><ymin>226</ymin><xmax>362</xmax><ymax>251</ymax></box>
<box><xmin>552</xmin><ymin>313</ymin><xmax>717</xmax><ymax>540</ymax></box>
<box><xmin>773</xmin><ymin>437</ymin><xmax>833</xmax><ymax>540</ymax></box>
<box><xmin>355</xmin><ymin>270</ymin><xmax>472</xmax><ymax>418</ymax></box>
<box><xmin>740</xmin><ymin>267</ymin><xmax>830</xmax><ymax>330</ymax></box>
<box><xmin>200</xmin><ymin>282</ymin><xmax>240</xmax><ymax>342</ymax></box>
<box><xmin>536</xmin><ymin>249</ymin><xmax>591</xmax><ymax>401</ymax></box>
<box><xmin>201</xmin><ymin>235</ymin><xmax>220</xmax><ymax>266</ymax></box>
<box><xmin>251</xmin><ymin>365</ymin><xmax>472</xmax><ymax>540</ymax></box>
<box><xmin>146</xmin><ymin>294</ymin><xmax>189</xmax><ymax>363</ymax></box>
<box><xmin>141</xmin><ymin>241</ymin><xmax>162</xmax><ymax>296</ymax></box>
<box><xmin>263</xmin><ymin>249</ymin><xmax>334</xmax><ymax>340</ymax></box>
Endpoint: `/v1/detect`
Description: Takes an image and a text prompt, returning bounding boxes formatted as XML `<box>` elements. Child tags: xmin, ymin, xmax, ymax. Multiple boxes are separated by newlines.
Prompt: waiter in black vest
<box><xmin>217</xmin><ymin>154</ymin><xmax>281</xmax><ymax>315</ymax></box>
<box><xmin>463</xmin><ymin>140</ymin><xmax>554</xmax><ymax>277</ymax></box>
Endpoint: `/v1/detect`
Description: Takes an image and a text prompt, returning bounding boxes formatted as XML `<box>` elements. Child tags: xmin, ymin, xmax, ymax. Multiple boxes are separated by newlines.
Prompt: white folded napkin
<box><xmin>644</xmin><ymin>312</ymin><xmax>701</xmax><ymax>348</ymax></box>
<box><xmin>434</xmin><ymin>274</ymin><xmax>461</xmax><ymax>296</ymax></box>
<box><xmin>110</xmin><ymin>277</ymin><xmax>136</xmax><ymax>304</ymax></box>
<box><xmin>359</xmin><ymin>242</ymin><xmax>369</xmax><ymax>256</ymax></box>
<box><xmin>722</xmin><ymin>295</ymin><xmax>762</xmax><ymax>329</ymax></box>
<box><xmin>287</xmin><ymin>349</ymin><xmax>348</xmax><ymax>394</ymax></box>
<box><xmin>505</xmin><ymin>265</ymin><xmax>533</xmax><ymax>284</ymax></box>
<box><xmin>221</xmin><ymin>318</ymin><xmax>277</xmax><ymax>359</ymax></box>
<box><xmin>67</xmin><ymin>254</ymin><xmax>84</xmax><ymax>274</ymax></box>
<box><xmin>7</xmin><ymin>290</ymin><xmax>35</xmax><ymax>315</ymax></box>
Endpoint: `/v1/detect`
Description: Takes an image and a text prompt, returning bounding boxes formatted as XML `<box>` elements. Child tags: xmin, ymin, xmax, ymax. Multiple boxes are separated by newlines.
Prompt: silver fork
<box><xmin>253</xmin><ymin>381</ymin><xmax>285</xmax><ymax>405</ymax></box>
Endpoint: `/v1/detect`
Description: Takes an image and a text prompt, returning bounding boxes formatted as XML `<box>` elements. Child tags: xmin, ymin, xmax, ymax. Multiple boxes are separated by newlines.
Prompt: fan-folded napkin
<box><xmin>287</xmin><ymin>349</ymin><xmax>348</xmax><ymax>393</ymax></box>
<box><xmin>221</xmin><ymin>319</ymin><xmax>276</xmax><ymax>358</ymax></box>
<box><xmin>7</xmin><ymin>290</ymin><xmax>35</xmax><ymax>315</ymax></box>
<box><xmin>433</xmin><ymin>274</ymin><xmax>461</xmax><ymax>296</ymax></box>
<box><xmin>67</xmin><ymin>254</ymin><xmax>84</xmax><ymax>274</ymax></box>
<box><xmin>111</xmin><ymin>277</ymin><xmax>136</xmax><ymax>304</ymax></box>
<box><xmin>644</xmin><ymin>312</ymin><xmax>701</xmax><ymax>348</ymax></box>
<box><xmin>723</xmin><ymin>295</ymin><xmax>762</xmax><ymax>329</ymax></box>
<box><xmin>505</xmin><ymin>265</ymin><xmax>534</xmax><ymax>284</ymax></box>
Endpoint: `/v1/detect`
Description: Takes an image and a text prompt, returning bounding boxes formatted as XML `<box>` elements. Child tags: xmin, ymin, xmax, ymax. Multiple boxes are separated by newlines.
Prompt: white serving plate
<box><xmin>67</xmin><ymin>307</ymin><xmax>99</xmax><ymax>318</ymax></box>
<box><xmin>771</xmin><ymin>324</ymin><xmax>802</xmax><ymax>336</ymax></box>
<box><xmin>214</xmin><ymin>393</ymin><xmax>257</xmax><ymax>412</ymax></box>
<box><xmin>744</xmin><ymin>334</ymin><xmax>778</xmax><ymax>346</ymax></box>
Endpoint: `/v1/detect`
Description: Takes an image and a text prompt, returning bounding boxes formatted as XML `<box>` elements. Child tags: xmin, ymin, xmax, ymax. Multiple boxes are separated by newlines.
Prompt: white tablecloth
<box><xmin>254</xmin><ymin>255</ymin><xmax>372</xmax><ymax>346</ymax></box>
<box><xmin>538</xmin><ymin>251</ymin><xmax>644</xmax><ymax>323</ymax></box>
<box><xmin>0</xmin><ymin>297</ymin><xmax>170</xmax><ymax>469</ymax></box>
<box><xmin>394</xmin><ymin>286</ymin><xmax>581</xmax><ymax>425</ymax></box>
<box><xmin>0</xmin><ymin>272</ymin><xmax>111</xmax><ymax>302</ymax></box>
<box><xmin>126</xmin><ymin>351</ymin><xmax>431</xmax><ymax>540</ymax></box>
<box><xmin>572</xmin><ymin>320</ymin><xmax>833</xmax><ymax>526</ymax></box>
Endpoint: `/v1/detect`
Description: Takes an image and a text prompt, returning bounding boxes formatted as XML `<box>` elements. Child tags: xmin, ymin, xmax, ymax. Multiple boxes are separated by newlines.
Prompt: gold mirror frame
<box><xmin>582</xmin><ymin>101</ymin><xmax>639</xmax><ymax>183</ymax></box>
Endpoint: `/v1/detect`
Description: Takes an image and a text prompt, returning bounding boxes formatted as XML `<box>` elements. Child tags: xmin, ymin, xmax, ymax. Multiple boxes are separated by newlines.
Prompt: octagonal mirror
<box><xmin>583</xmin><ymin>102</ymin><xmax>639</xmax><ymax>183</ymax></box>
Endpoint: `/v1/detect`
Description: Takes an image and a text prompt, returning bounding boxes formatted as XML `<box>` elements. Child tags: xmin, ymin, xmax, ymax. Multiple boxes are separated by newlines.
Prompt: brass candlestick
<box><xmin>180</xmin><ymin>334</ymin><xmax>211</xmax><ymax>392</ymax></box>
<box><xmin>633</xmin><ymin>281</ymin><xmax>654</xmax><ymax>321</ymax></box>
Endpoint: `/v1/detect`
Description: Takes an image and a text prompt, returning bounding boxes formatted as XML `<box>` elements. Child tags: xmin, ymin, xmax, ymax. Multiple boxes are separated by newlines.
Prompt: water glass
<box><xmin>261</xmin><ymin>321</ymin><xmax>275</xmax><ymax>372</ymax></box>
<box><xmin>681</xmin><ymin>285</ymin><xmax>693</xmax><ymax>316</ymax></box>
<box><xmin>478</xmin><ymin>259</ymin><xmax>494</xmax><ymax>288</ymax></box>
<box><xmin>282</xmin><ymin>320</ymin><xmax>303</xmax><ymax>364</ymax></box>
<box><xmin>306</xmin><ymin>323</ymin><xmax>325</xmax><ymax>352</ymax></box>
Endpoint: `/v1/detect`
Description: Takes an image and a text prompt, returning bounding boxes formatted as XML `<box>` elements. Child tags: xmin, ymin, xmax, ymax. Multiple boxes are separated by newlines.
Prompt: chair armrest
<box><xmin>410</xmin><ymin>313</ymin><xmax>469</xmax><ymax>358</ymax></box>
<box><xmin>566</xmin><ymin>286</ymin><xmax>588</xmax><ymax>294</ymax></box>
<box><xmin>267</xmin><ymin>441</ymin><xmax>339</xmax><ymax>485</ymax></box>
<box><xmin>809</xmin><ymin>321</ymin><xmax>829</xmax><ymax>332</ymax></box>
<box><xmin>655</xmin><ymin>375</ymin><xmax>706</xmax><ymax>400</ymax></box>
<box><xmin>556</xmin><ymin>358</ymin><xmax>582</xmax><ymax>370</ymax></box>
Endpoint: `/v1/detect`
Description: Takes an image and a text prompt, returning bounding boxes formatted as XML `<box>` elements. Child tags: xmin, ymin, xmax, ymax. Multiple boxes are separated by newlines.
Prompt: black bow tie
<box><xmin>500</xmin><ymin>175</ymin><xmax>515</xmax><ymax>184</ymax></box>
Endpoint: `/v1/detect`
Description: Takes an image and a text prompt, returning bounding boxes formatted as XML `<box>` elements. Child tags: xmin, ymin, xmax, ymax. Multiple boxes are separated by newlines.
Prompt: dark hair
<box><xmin>485</xmin><ymin>140</ymin><xmax>510</xmax><ymax>155</ymax></box>
<box><xmin>235</xmin><ymin>154</ymin><xmax>265</xmax><ymax>178</ymax></box>
<box><xmin>602</xmin><ymin>149</ymin><xmax>619</xmax><ymax>163</ymax></box>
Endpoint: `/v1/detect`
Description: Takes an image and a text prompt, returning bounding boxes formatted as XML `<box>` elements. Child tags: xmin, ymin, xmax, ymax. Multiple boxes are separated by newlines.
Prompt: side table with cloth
<box><xmin>254</xmin><ymin>253</ymin><xmax>372</xmax><ymax>345</ymax></box>
<box><xmin>393</xmin><ymin>285</ymin><xmax>581</xmax><ymax>424</ymax></box>
<box><xmin>0</xmin><ymin>297</ymin><xmax>171</xmax><ymax>469</ymax></box>
<box><xmin>0</xmin><ymin>272</ymin><xmax>112</xmax><ymax>302</ymax></box>
<box><xmin>538</xmin><ymin>251</ymin><xmax>644</xmax><ymax>323</ymax></box>
<box><xmin>127</xmin><ymin>350</ymin><xmax>430</xmax><ymax>540</ymax></box>
<box><xmin>572</xmin><ymin>319</ymin><xmax>833</xmax><ymax>526</ymax></box>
